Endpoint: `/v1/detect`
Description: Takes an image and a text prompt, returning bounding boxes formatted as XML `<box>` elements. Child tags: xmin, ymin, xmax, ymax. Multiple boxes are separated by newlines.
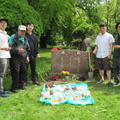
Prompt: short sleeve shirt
<box><xmin>95</xmin><ymin>32</ymin><xmax>114</xmax><ymax>58</ymax></box>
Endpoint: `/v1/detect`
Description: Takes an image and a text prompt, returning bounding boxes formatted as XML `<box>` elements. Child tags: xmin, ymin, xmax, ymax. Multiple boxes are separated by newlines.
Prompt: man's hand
<box><xmin>114</xmin><ymin>45</ymin><xmax>120</xmax><ymax>49</ymax></box>
<box><xmin>18</xmin><ymin>48</ymin><xmax>25</xmax><ymax>53</ymax></box>
<box><xmin>26</xmin><ymin>56</ymin><xmax>29</xmax><ymax>63</ymax></box>
<box><xmin>1</xmin><ymin>47</ymin><xmax>11</xmax><ymax>51</ymax></box>
<box><xmin>107</xmin><ymin>54</ymin><xmax>111</xmax><ymax>59</ymax></box>
<box><xmin>93</xmin><ymin>50</ymin><xmax>97</xmax><ymax>54</ymax></box>
<box><xmin>37</xmin><ymin>54</ymin><xmax>41</xmax><ymax>58</ymax></box>
<box><xmin>4</xmin><ymin>47</ymin><xmax>11</xmax><ymax>51</ymax></box>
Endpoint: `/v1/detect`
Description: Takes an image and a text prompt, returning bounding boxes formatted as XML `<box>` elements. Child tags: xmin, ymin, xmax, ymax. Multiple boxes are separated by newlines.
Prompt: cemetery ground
<box><xmin>0</xmin><ymin>49</ymin><xmax>120</xmax><ymax>120</ymax></box>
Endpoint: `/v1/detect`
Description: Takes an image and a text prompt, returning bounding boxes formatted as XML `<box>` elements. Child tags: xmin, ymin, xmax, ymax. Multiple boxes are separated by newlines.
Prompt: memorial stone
<box><xmin>51</xmin><ymin>50</ymin><xmax>89</xmax><ymax>75</ymax></box>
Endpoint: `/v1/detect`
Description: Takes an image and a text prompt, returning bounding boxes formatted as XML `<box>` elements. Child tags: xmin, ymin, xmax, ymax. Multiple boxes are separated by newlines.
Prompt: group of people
<box><xmin>0</xmin><ymin>17</ymin><xmax>40</xmax><ymax>97</ymax></box>
<box><xmin>93</xmin><ymin>23</ymin><xmax>120</xmax><ymax>87</ymax></box>
<box><xmin>1</xmin><ymin>16</ymin><xmax>120</xmax><ymax>98</ymax></box>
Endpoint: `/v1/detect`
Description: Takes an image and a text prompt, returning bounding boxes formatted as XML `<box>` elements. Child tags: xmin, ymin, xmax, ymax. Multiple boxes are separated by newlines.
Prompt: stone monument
<box><xmin>51</xmin><ymin>50</ymin><xmax>89</xmax><ymax>75</ymax></box>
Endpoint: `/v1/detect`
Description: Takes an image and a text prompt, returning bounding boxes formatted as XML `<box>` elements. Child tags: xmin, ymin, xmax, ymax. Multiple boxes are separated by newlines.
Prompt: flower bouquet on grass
<box><xmin>51</xmin><ymin>76</ymin><xmax>61</xmax><ymax>81</ymax></box>
<box><xmin>79</xmin><ymin>75</ymin><xmax>86</xmax><ymax>81</ymax></box>
<box><xmin>61</xmin><ymin>71</ymin><xmax>70</xmax><ymax>82</ymax></box>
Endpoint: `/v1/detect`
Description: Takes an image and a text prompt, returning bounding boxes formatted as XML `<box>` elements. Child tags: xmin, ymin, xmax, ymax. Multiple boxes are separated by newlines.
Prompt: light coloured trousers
<box><xmin>0</xmin><ymin>58</ymin><xmax>9</xmax><ymax>93</ymax></box>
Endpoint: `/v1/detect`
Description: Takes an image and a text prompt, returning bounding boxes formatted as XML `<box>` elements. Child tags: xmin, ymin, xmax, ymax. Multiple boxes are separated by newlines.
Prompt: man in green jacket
<box><xmin>9</xmin><ymin>25</ymin><xmax>30</xmax><ymax>93</ymax></box>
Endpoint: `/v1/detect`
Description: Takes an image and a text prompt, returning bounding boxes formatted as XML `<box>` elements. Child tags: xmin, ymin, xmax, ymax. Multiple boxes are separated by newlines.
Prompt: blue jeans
<box><xmin>0</xmin><ymin>58</ymin><xmax>9</xmax><ymax>93</ymax></box>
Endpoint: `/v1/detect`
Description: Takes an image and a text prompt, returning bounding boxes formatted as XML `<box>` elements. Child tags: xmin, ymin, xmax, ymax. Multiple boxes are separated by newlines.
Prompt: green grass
<box><xmin>1</xmin><ymin>49</ymin><xmax>120</xmax><ymax>120</ymax></box>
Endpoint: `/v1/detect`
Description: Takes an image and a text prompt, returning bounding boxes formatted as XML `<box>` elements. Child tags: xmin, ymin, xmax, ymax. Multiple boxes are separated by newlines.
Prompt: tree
<box><xmin>27</xmin><ymin>0</ymin><xmax>78</xmax><ymax>48</ymax></box>
<box><xmin>0</xmin><ymin>0</ymin><xmax>118</xmax><ymax>49</ymax></box>
<box><xmin>0</xmin><ymin>0</ymin><xmax>42</xmax><ymax>37</ymax></box>
<box><xmin>114</xmin><ymin>0</ymin><xmax>120</xmax><ymax>22</ymax></box>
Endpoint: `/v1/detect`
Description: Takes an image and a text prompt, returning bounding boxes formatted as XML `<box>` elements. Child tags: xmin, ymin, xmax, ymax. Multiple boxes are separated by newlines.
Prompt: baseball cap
<box><xmin>18</xmin><ymin>25</ymin><xmax>26</xmax><ymax>31</ymax></box>
<box><xmin>0</xmin><ymin>17</ymin><xmax>8</xmax><ymax>22</ymax></box>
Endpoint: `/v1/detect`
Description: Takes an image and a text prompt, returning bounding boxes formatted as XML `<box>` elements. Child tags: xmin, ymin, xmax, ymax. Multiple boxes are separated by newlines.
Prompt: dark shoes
<box><xmin>98</xmin><ymin>80</ymin><xmax>114</xmax><ymax>87</ymax></box>
<box><xmin>0</xmin><ymin>92</ymin><xmax>10</xmax><ymax>97</ymax></box>
<box><xmin>18</xmin><ymin>86</ymin><xmax>27</xmax><ymax>90</ymax></box>
<box><xmin>108</xmin><ymin>82</ymin><xmax>113</xmax><ymax>87</ymax></box>
<box><xmin>113</xmin><ymin>82</ymin><xmax>119</xmax><ymax>86</ymax></box>
<box><xmin>33</xmin><ymin>81</ymin><xmax>41</xmax><ymax>86</ymax></box>
<box><xmin>98</xmin><ymin>79</ymin><xmax>105</xmax><ymax>83</ymax></box>
<box><xmin>11</xmin><ymin>89</ymin><xmax>19</xmax><ymax>93</ymax></box>
<box><xmin>11</xmin><ymin>86</ymin><xmax>27</xmax><ymax>93</ymax></box>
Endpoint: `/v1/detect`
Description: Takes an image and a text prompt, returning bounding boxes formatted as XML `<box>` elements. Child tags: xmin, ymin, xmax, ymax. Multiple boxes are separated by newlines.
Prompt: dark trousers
<box><xmin>113</xmin><ymin>58</ymin><xmax>120</xmax><ymax>83</ymax></box>
<box><xmin>27</xmin><ymin>55</ymin><xmax>37</xmax><ymax>82</ymax></box>
<box><xmin>10</xmin><ymin>57</ymin><xmax>27</xmax><ymax>90</ymax></box>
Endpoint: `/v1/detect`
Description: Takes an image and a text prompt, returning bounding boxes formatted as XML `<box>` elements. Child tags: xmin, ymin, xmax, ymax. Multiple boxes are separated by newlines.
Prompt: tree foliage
<box><xmin>0</xmin><ymin>0</ymin><xmax>119</xmax><ymax>48</ymax></box>
<box><xmin>0</xmin><ymin>0</ymin><xmax>42</xmax><ymax>36</ymax></box>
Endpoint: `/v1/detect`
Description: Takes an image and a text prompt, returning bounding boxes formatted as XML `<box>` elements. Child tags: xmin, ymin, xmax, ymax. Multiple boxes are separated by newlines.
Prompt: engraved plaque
<box><xmin>51</xmin><ymin>50</ymin><xmax>89</xmax><ymax>75</ymax></box>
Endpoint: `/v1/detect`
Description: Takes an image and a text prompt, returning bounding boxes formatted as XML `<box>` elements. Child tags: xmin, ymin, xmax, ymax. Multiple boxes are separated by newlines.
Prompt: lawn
<box><xmin>0</xmin><ymin>49</ymin><xmax>120</xmax><ymax>120</ymax></box>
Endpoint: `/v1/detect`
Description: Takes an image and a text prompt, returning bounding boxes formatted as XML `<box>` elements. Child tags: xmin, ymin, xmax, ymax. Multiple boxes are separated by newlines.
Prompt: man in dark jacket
<box><xmin>113</xmin><ymin>22</ymin><xmax>120</xmax><ymax>85</ymax></box>
<box><xmin>9</xmin><ymin>25</ymin><xmax>30</xmax><ymax>93</ymax></box>
<box><xmin>26</xmin><ymin>21</ymin><xmax>40</xmax><ymax>86</ymax></box>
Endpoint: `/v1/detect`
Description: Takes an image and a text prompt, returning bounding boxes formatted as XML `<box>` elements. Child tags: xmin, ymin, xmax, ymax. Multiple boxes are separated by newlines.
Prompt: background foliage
<box><xmin>0</xmin><ymin>0</ymin><xmax>42</xmax><ymax>37</ymax></box>
<box><xmin>0</xmin><ymin>0</ymin><xmax>119</xmax><ymax>47</ymax></box>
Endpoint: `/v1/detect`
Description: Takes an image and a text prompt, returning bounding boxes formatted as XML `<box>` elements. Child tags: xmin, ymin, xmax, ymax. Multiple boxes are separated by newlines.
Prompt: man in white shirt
<box><xmin>0</xmin><ymin>17</ymin><xmax>11</xmax><ymax>97</ymax></box>
<box><xmin>93</xmin><ymin>23</ymin><xmax>114</xmax><ymax>86</ymax></box>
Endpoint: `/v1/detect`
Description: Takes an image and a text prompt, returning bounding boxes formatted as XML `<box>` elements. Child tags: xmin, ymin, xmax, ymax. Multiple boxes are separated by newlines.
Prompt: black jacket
<box><xmin>113</xmin><ymin>35</ymin><xmax>120</xmax><ymax>58</ymax></box>
<box><xmin>25</xmin><ymin>32</ymin><xmax>39</xmax><ymax>57</ymax></box>
<box><xmin>9</xmin><ymin>33</ymin><xmax>30</xmax><ymax>59</ymax></box>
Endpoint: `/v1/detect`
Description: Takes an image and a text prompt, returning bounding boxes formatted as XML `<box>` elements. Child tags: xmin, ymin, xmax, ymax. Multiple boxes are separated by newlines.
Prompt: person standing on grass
<box><xmin>113</xmin><ymin>22</ymin><xmax>120</xmax><ymax>86</ymax></box>
<box><xmin>9</xmin><ymin>25</ymin><xmax>30</xmax><ymax>93</ymax></box>
<box><xmin>25</xmin><ymin>21</ymin><xmax>40</xmax><ymax>86</ymax></box>
<box><xmin>93</xmin><ymin>23</ymin><xmax>114</xmax><ymax>86</ymax></box>
<box><xmin>0</xmin><ymin>17</ymin><xmax>11</xmax><ymax>97</ymax></box>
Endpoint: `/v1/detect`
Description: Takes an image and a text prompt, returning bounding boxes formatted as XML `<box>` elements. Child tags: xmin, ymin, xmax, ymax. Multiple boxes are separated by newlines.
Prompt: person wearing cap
<box><xmin>26</xmin><ymin>21</ymin><xmax>40</xmax><ymax>86</ymax></box>
<box><xmin>113</xmin><ymin>22</ymin><xmax>120</xmax><ymax>86</ymax></box>
<box><xmin>0</xmin><ymin>17</ymin><xmax>11</xmax><ymax>97</ymax></box>
<box><xmin>9</xmin><ymin>25</ymin><xmax>30</xmax><ymax>93</ymax></box>
<box><xmin>93</xmin><ymin>23</ymin><xmax>114</xmax><ymax>86</ymax></box>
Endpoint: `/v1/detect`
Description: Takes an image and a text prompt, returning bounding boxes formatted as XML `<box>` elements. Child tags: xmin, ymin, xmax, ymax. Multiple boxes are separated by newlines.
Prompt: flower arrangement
<box><xmin>51</xmin><ymin>76</ymin><xmax>59</xmax><ymax>81</ymax></box>
<box><xmin>71</xmin><ymin>75</ymin><xmax>86</xmax><ymax>81</ymax></box>
<box><xmin>79</xmin><ymin>75</ymin><xmax>86</xmax><ymax>81</ymax></box>
<box><xmin>61</xmin><ymin>71</ymin><xmax>70</xmax><ymax>75</ymax></box>
<box><xmin>61</xmin><ymin>71</ymin><xmax>70</xmax><ymax>82</ymax></box>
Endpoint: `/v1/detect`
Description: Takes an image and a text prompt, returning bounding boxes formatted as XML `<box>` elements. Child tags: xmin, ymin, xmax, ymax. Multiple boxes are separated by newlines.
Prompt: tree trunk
<box><xmin>40</xmin><ymin>30</ymin><xmax>52</xmax><ymax>48</ymax></box>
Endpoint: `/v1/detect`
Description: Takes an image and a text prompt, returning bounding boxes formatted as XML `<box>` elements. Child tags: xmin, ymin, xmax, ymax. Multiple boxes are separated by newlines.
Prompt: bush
<box><xmin>0</xmin><ymin>0</ymin><xmax>42</xmax><ymax>37</ymax></box>
<box><xmin>47</xmin><ymin>46</ymin><xmax>76</xmax><ymax>50</ymax></box>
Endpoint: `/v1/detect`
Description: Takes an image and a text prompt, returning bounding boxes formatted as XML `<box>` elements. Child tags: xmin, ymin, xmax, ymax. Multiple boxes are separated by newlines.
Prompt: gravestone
<box><xmin>51</xmin><ymin>50</ymin><xmax>89</xmax><ymax>75</ymax></box>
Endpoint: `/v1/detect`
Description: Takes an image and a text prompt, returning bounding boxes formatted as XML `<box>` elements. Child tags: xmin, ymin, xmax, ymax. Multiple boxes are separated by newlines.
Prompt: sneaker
<box><xmin>98</xmin><ymin>79</ymin><xmax>105</xmax><ymax>83</ymax></box>
<box><xmin>113</xmin><ymin>82</ymin><xmax>119</xmax><ymax>86</ymax></box>
<box><xmin>33</xmin><ymin>82</ymin><xmax>41</xmax><ymax>86</ymax></box>
<box><xmin>108</xmin><ymin>82</ymin><xmax>113</xmax><ymax>87</ymax></box>
<box><xmin>4</xmin><ymin>89</ymin><xmax>10</xmax><ymax>93</ymax></box>
<box><xmin>0</xmin><ymin>92</ymin><xmax>10</xmax><ymax>97</ymax></box>
<box><xmin>11</xmin><ymin>89</ymin><xmax>19</xmax><ymax>93</ymax></box>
